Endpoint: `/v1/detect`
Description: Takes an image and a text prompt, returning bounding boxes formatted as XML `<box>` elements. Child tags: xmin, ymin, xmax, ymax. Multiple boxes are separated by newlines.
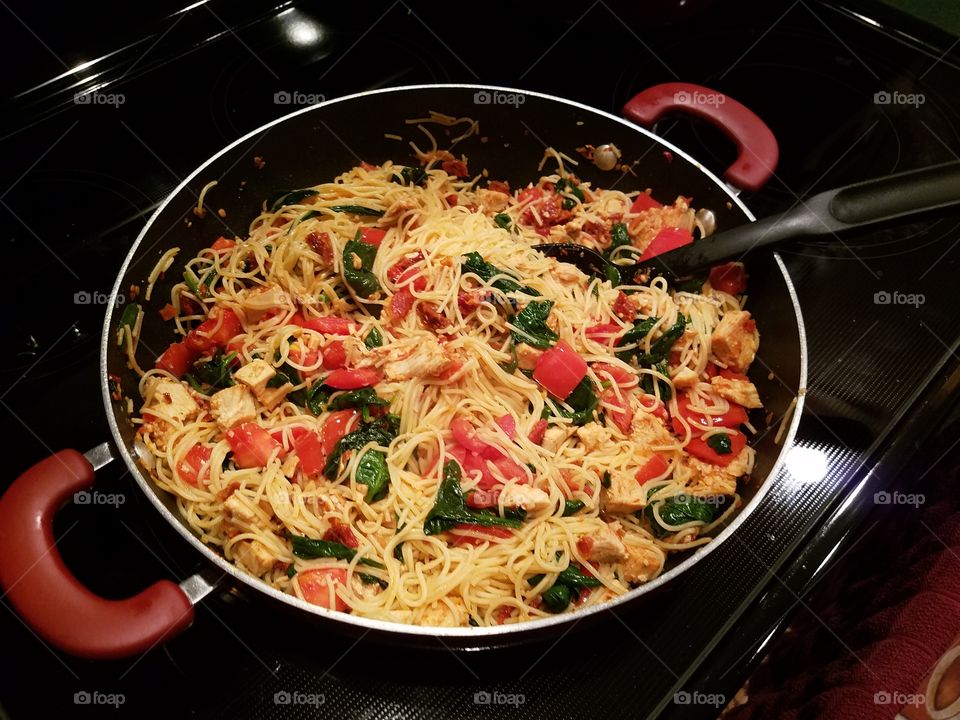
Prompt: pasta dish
<box><xmin>128</xmin><ymin>140</ymin><xmax>762</xmax><ymax>627</ymax></box>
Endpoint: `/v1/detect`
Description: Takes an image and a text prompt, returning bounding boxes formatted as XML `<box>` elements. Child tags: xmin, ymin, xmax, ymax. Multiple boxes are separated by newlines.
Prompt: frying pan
<box><xmin>0</xmin><ymin>83</ymin><xmax>807</xmax><ymax>658</ymax></box>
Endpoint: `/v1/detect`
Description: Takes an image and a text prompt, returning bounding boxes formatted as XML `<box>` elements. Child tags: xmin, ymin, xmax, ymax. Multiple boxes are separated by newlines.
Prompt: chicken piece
<box><xmin>259</xmin><ymin>382</ymin><xmax>293</xmax><ymax>409</ymax></box>
<box><xmin>629</xmin><ymin>196</ymin><xmax>695</xmax><ymax>247</ymax></box>
<box><xmin>223</xmin><ymin>493</ymin><xmax>258</xmax><ymax>526</ymax></box>
<box><xmin>143</xmin><ymin>379</ymin><xmax>199</xmax><ymax>424</ymax></box>
<box><xmin>620</xmin><ymin>540</ymin><xmax>664</xmax><ymax>584</ymax></box>
<box><xmin>210</xmin><ymin>385</ymin><xmax>258</xmax><ymax>429</ymax></box>
<box><xmin>343</xmin><ymin>336</ymin><xmax>375</xmax><ymax>368</ymax></box>
<box><xmin>233</xmin><ymin>540</ymin><xmax>275</xmax><ymax>576</ymax></box>
<box><xmin>601</xmin><ymin>468</ymin><xmax>648</xmax><ymax>514</ymax></box>
<box><xmin>576</xmin><ymin>423</ymin><xmax>613</xmax><ymax>454</ymax></box>
<box><xmin>419</xmin><ymin>597</ymin><xmax>466</xmax><ymax>627</ymax></box>
<box><xmin>671</xmin><ymin>366</ymin><xmax>699</xmax><ymax>390</ymax></box>
<box><xmin>541</xmin><ymin>426</ymin><xmax>568</xmax><ymax>454</ymax></box>
<box><xmin>280</xmin><ymin>453</ymin><xmax>299</xmax><ymax>479</ymax></box>
<box><xmin>516</xmin><ymin>344</ymin><xmax>543</xmax><ymax>371</ymax></box>
<box><xmin>710</xmin><ymin>376</ymin><xmax>762</xmax><ymax>409</ymax></box>
<box><xmin>500</xmin><ymin>484</ymin><xmax>551</xmax><ymax>514</ymax></box>
<box><xmin>351</xmin><ymin>573</ymin><xmax>384</xmax><ymax>601</ymax></box>
<box><xmin>552</xmin><ymin>261</ymin><xmax>583</xmax><ymax>285</ymax></box>
<box><xmin>710</xmin><ymin>310</ymin><xmax>759</xmax><ymax>373</ymax></box>
<box><xmin>682</xmin><ymin>447</ymin><xmax>753</xmax><ymax>496</ymax></box>
<box><xmin>579</xmin><ymin>522</ymin><xmax>628</xmax><ymax>563</ymax></box>
<box><xmin>242</xmin><ymin>285</ymin><xmax>289</xmax><ymax>322</ymax></box>
<box><xmin>382</xmin><ymin>339</ymin><xmax>453</xmax><ymax>381</ymax></box>
<box><xmin>234</xmin><ymin>359</ymin><xmax>276</xmax><ymax>397</ymax></box>
<box><xmin>477</xmin><ymin>189</ymin><xmax>510</xmax><ymax>213</ymax></box>
<box><xmin>630</xmin><ymin>412</ymin><xmax>673</xmax><ymax>450</ymax></box>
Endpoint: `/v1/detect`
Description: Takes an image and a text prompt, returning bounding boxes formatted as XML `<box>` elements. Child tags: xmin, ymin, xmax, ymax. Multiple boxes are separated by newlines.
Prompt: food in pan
<box><xmin>129</xmin><ymin>147</ymin><xmax>761</xmax><ymax>627</ymax></box>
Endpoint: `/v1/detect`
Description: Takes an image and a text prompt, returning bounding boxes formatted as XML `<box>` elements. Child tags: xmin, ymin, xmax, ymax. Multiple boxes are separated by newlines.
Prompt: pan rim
<box><xmin>100</xmin><ymin>83</ymin><xmax>808</xmax><ymax>641</ymax></box>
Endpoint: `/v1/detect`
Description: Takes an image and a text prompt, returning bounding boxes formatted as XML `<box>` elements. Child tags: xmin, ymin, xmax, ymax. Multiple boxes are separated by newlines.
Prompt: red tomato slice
<box><xmin>320</xmin><ymin>410</ymin><xmax>360</xmax><ymax>460</ymax></box>
<box><xmin>495</xmin><ymin>414</ymin><xmax>517</xmax><ymax>440</ymax></box>
<box><xmin>177</xmin><ymin>444</ymin><xmax>212</xmax><ymax>486</ymax></box>
<box><xmin>325</xmin><ymin>368</ymin><xmax>381</xmax><ymax>390</ymax></box>
<box><xmin>323</xmin><ymin>518</ymin><xmax>359</xmax><ymax>549</ymax></box>
<box><xmin>635</xmin><ymin>454</ymin><xmax>669</xmax><ymax>483</ymax></box>
<box><xmin>298</xmin><ymin>568</ymin><xmax>349</xmax><ymax>611</ymax></box>
<box><xmin>638</xmin><ymin>394</ymin><xmax>669</xmax><ymax>421</ymax></box>
<box><xmin>533</xmin><ymin>341</ymin><xmax>588</xmax><ymax>401</ymax></box>
<box><xmin>226</xmin><ymin>423</ymin><xmax>281</xmax><ymax>468</ymax></box>
<box><xmin>395</xmin><ymin>266</ymin><xmax>427</xmax><ymax>292</ymax></box>
<box><xmin>602</xmin><ymin>389</ymin><xmax>634</xmax><ymax>434</ymax></box>
<box><xmin>448</xmin><ymin>524</ymin><xmax>513</xmax><ymax>546</ymax></box>
<box><xmin>637</xmin><ymin>227</ymin><xmax>694</xmax><ymax>262</ymax></box>
<box><xmin>672</xmin><ymin>392</ymin><xmax>748</xmax><ymax>434</ymax></box>
<box><xmin>291</xmin><ymin>314</ymin><xmax>356</xmax><ymax>335</ymax></box>
<box><xmin>321</xmin><ymin>340</ymin><xmax>347</xmax><ymax>369</ymax></box>
<box><xmin>391</xmin><ymin>287</ymin><xmax>415</xmax><ymax>319</ymax></box>
<box><xmin>386</xmin><ymin>252</ymin><xmax>424</xmax><ymax>283</ymax></box>
<box><xmin>528</xmin><ymin>419</ymin><xmax>548</xmax><ymax>445</ymax></box>
<box><xmin>156</xmin><ymin>341</ymin><xmax>197</xmax><ymax>377</ymax></box>
<box><xmin>293</xmin><ymin>431</ymin><xmax>328</xmax><ymax>477</ymax></box>
<box><xmin>450</xmin><ymin>417</ymin><xmax>489</xmax><ymax>455</ymax></box>
<box><xmin>517</xmin><ymin>187</ymin><xmax>543</xmax><ymax>205</ymax></box>
<box><xmin>592</xmin><ymin>362</ymin><xmax>635</xmax><ymax>386</ymax></box>
<box><xmin>686</xmin><ymin>430</ymin><xmax>748</xmax><ymax>466</ymax></box>
<box><xmin>210</xmin><ymin>236</ymin><xmax>236</xmax><ymax>252</ymax></box>
<box><xmin>359</xmin><ymin>227</ymin><xmax>385</xmax><ymax>247</ymax></box>
<box><xmin>585</xmin><ymin>323</ymin><xmax>623</xmax><ymax>344</ymax></box>
<box><xmin>630</xmin><ymin>192</ymin><xmax>663</xmax><ymax>213</ymax></box>
<box><xmin>709</xmin><ymin>262</ymin><xmax>747</xmax><ymax>295</ymax></box>
<box><xmin>185</xmin><ymin>308</ymin><xmax>242</xmax><ymax>352</ymax></box>
<box><xmin>289</xmin><ymin>345</ymin><xmax>321</xmax><ymax>369</ymax></box>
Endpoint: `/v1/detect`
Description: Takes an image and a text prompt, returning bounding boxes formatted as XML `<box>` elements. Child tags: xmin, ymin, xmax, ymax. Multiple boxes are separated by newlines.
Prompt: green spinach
<box><xmin>268</xmin><ymin>188</ymin><xmax>318</xmax><ymax>211</ymax></box>
<box><xmin>289</xmin><ymin>535</ymin><xmax>385</xmax><ymax>568</ymax></box>
<box><xmin>510</xmin><ymin>300</ymin><xmax>558</xmax><ymax>349</ymax></box>
<box><xmin>462</xmin><ymin>252</ymin><xmax>539</xmax><ymax>296</ymax></box>
<box><xmin>423</xmin><ymin>461</ymin><xmax>523</xmax><ymax>535</ymax></box>
<box><xmin>342</xmin><ymin>237</ymin><xmax>381</xmax><ymax>298</ymax></box>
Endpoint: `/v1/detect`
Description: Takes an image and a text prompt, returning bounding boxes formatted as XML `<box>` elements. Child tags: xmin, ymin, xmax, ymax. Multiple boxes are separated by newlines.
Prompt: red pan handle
<box><xmin>0</xmin><ymin>449</ymin><xmax>194</xmax><ymax>659</ymax></box>
<box><xmin>622</xmin><ymin>82</ymin><xmax>779</xmax><ymax>193</ymax></box>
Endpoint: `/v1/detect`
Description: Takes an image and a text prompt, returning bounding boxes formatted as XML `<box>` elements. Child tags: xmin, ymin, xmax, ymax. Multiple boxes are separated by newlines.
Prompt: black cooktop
<box><xmin>2</xmin><ymin>1</ymin><xmax>959</xmax><ymax>718</ymax></box>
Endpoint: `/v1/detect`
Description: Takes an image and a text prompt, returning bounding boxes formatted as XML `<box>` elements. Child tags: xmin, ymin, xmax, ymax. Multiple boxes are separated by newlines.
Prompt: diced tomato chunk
<box><xmin>321</xmin><ymin>341</ymin><xmax>347</xmax><ymax>369</ymax></box>
<box><xmin>602</xmin><ymin>389</ymin><xmax>634</xmax><ymax>434</ymax></box>
<box><xmin>159</xmin><ymin>303</ymin><xmax>177</xmax><ymax>321</ymax></box>
<box><xmin>709</xmin><ymin>262</ymin><xmax>748</xmax><ymax>295</ymax></box>
<box><xmin>320</xmin><ymin>410</ymin><xmax>360</xmax><ymax>461</ymax></box>
<box><xmin>441</xmin><ymin>159</ymin><xmax>468</xmax><ymax>177</ymax></box>
<box><xmin>448</xmin><ymin>524</ymin><xmax>513</xmax><ymax>546</ymax></box>
<box><xmin>635</xmin><ymin>454</ymin><xmax>669</xmax><ymax>483</ymax></box>
<box><xmin>359</xmin><ymin>227</ymin><xmax>386</xmax><ymax>247</ymax></box>
<box><xmin>592</xmin><ymin>362</ymin><xmax>635</xmax><ymax>386</ymax></box>
<box><xmin>386</xmin><ymin>252</ymin><xmax>424</xmax><ymax>283</ymax></box>
<box><xmin>451</xmin><ymin>417</ymin><xmax>490</xmax><ymax>456</ymax></box>
<box><xmin>177</xmin><ymin>444</ymin><xmax>212</xmax><ymax>486</ymax></box>
<box><xmin>293</xmin><ymin>430</ymin><xmax>329</xmax><ymax>477</ymax></box>
<box><xmin>155</xmin><ymin>341</ymin><xmax>197</xmax><ymax>377</ymax></box>
<box><xmin>298</xmin><ymin>568</ymin><xmax>349</xmax><ymax>611</ymax></box>
<box><xmin>533</xmin><ymin>341</ymin><xmax>588</xmax><ymax>401</ymax></box>
<box><xmin>396</xmin><ymin>266</ymin><xmax>427</xmax><ymax>292</ymax></box>
<box><xmin>630</xmin><ymin>192</ymin><xmax>663</xmax><ymax>213</ymax></box>
<box><xmin>637</xmin><ymin>227</ymin><xmax>694</xmax><ymax>262</ymax></box>
<box><xmin>391</xmin><ymin>288</ymin><xmax>416</xmax><ymax>319</ymax></box>
<box><xmin>185</xmin><ymin>308</ymin><xmax>242</xmax><ymax>352</ymax></box>
<box><xmin>685</xmin><ymin>430</ymin><xmax>748</xmax><ymax>466</ymax></box>
<box><xmin>672</xmin><ymin>392</ymin><xmax>748</xmax><ymax>434</ymax></box>
<box><xmin>325</xmin><ymin>368</ymin><xmax>380</xmax><ymax>390</ymax></box>
<box><xmin>585</xmin><ymin>323</ymin><xmax>623</xmax><ymax>344</ymax></box>
<box><xmin>612</xmin><ymin>291</ymin><xmax>637</xmax><ymax>322</ymax></box>
<box><xmin>323</xmin><ymin>518</ymin><xmax>359</xmax><ymax>549</ymax></box>
<box><xmin>528</xmin><ymin>419</ymin><xmax>548</xmax><ymax>445</ymax></box>
<box><xmin>495</xmin><ymin>414</ymin><xmax>517</xmax><ymax>440</ymax></box>
<box><xmin>226</xmin><ymin>423</ymin><xmax>281</xmax><ymax>468</ymax></box>
<box><xmin>290</xmin><ymin>314</ymin><xmax>356</xmax><ymax>335</ymax></box>
<box><xmin>211</xmin><ymin>236</ymin><xmax>236</xmax><ymax>252</ymax></box>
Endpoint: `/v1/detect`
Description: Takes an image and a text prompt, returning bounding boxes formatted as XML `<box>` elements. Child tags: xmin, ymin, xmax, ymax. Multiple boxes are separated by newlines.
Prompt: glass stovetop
<box><xmin>1</xmin><ymin>1</ymin><xmax>958</xmax><ymax>718</ymax></box>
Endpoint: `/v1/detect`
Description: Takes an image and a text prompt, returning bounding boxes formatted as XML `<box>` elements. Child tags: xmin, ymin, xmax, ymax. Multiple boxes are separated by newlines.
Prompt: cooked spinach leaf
<box><xmin>269</xmin><ymin>188</ymin><xmax>318</xmax><ymax>211</ymax></box>
<box><xmin>644</xmin><ymin>495</ymin><xmax>721</xmax><ymax>538</ymax></box>
<box><xmin>289</xmin><ymin>534</ymin><xmax>384</xmax><ymax>568</ymax></box>
<box><xmin>364</xmin><ymin>327</ymin><xmax>383</xmax><ymax>349</ymax></box>
<box><xmin>328</xmin><ymin>388</ymin><xmax>389</xmax><ymax>411</ymax></box>
<box><xmin>331</xmin><ymin>205</ymin><xmax>384</xmax><ymax>217</ymax></box>
<box><xmin>615</xmin><ymin>316</ymin><xmax>660</xmax><ymax>363</ymax></box>
<box><xmin>119</xmin><ymin>302</ymin><xmax>141</xmax><ymax>331</ymax></box>
<box><xmin>355</xmin><ymin>448</ymin><xmax>391</xmax><ymax>501</ymax></box>
<box><xmin>494</xmin><ymin>213</ymin><xmax>512</xmax><ymax>230</ymax></box>
<box><xmin>542</xmin><ymin>584</ymin><xmax>573</xmax><ymax>612</ymax></box>
<box><xmin>188</xmin><ymin>350</ymin><xmax>236</xmax><ymax>393</ymax></box>
<box><xmin>547</xmin><ymin>377</ymin><xmax>599</xmax><ymax>426</ymax></box>
<box><xmin>636</xmin><ymin>316</ymin><xmax>687</xmax><ymax>367</ymax></box>
<box><xmin>706</xmin><ymin>433</ymin><xmax>733</xmax><ymax>455</ymax></box>
<box><xmin>342</xmin><ymin>237</ymin><xmax>381</xmax><ymax>298</ymax></box>
<box><xmin>393</xmin><ymin>166</ymin><xmax>427</xmax><ymax>187</ymax></box>
<box><xmin>423</xmin><ymin>461</ymin><xmax>523</xmax><ymax>535</ymax></box>
<box><xmin>510</xmin><ymin>300</ymin><xmax>558</xmax><ymax>349</ymax></box>
<box><xmin>554</xmin><ymin>178</ymin><xmax>585</xmax><ymax>210</ymax></box>
<box><xmin>324</xmin><ymin>414</ymin><xmax>400</xmax><ymax>478</ymax></box>
<box><xmin>462</xmin><ymin>252</ymin><xmax>539</xmax><ymax>296</ymax></box>
<box><xmin>562</xmin><ymin>499</ymin><xmax>586</xmax><ymax>517</ymax></box>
